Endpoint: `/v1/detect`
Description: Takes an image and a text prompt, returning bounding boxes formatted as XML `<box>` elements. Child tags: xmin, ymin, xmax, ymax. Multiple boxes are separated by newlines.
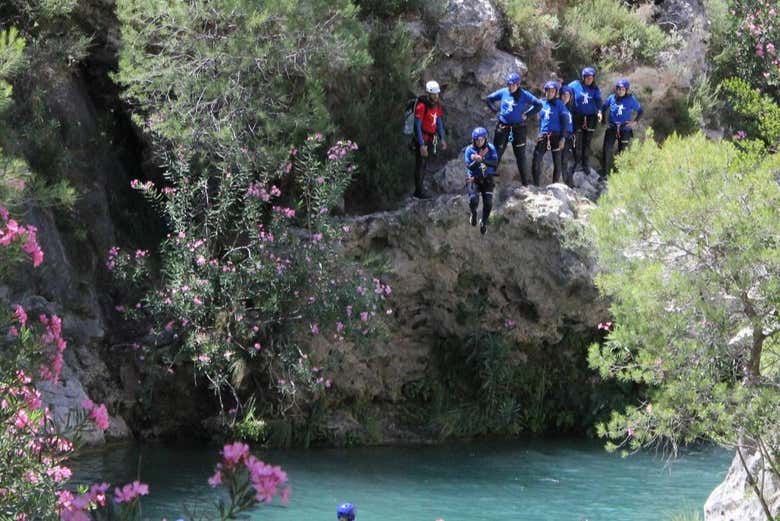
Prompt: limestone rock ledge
<box><xmin>705</xmin><ymin>448</ymin><xmax>780</xmax><ymax>521</ymax></box>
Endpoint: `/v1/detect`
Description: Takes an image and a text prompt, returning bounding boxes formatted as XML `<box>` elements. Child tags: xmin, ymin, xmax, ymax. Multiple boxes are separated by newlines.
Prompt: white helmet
<box><xmin>425</xmin><ymin>80</ymin><xmax>441</xmax><ymax>94</ymax></box>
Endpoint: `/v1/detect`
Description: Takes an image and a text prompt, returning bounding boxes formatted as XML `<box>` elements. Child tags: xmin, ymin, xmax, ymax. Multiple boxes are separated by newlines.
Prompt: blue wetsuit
<box><xmin>485</xmin><ymin>87</ymin><xmax>542</xmax><ymax>186</ymax></box>
<box><xmin>532</xmin><ymin>98</ymin><xmax>570</xmax><ymax>185</ymax></box>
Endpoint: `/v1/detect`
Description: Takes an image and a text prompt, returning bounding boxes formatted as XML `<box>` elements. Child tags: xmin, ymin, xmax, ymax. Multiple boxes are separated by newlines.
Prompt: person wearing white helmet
<box><xmin>411</xmin><ymin>80</ymin><xmax>447</xmax><ymax>199</ymax></box>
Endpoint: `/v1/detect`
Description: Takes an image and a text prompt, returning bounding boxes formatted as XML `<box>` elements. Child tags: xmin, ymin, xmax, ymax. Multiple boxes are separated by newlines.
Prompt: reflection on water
<box><xmin>70</xmin><ymin>438</ymin><xmax>732</xmax><ymax>521</ymax></box>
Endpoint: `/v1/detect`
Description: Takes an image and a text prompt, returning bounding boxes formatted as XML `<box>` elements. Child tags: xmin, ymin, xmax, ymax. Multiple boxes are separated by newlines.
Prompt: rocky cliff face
<box><xmin>705</xmin><ymin>448</ymin><xmax>780</xmax><ymax>521</ymax></box>
<box><xmin>304</xmin><ymin>180</ymin><xmax>609</xmax><ymax>443</ymax></box>
<box><xmin>1</xmin><ymin>65</ymin><xmax>139</xmax><ymax>443</ymax></box>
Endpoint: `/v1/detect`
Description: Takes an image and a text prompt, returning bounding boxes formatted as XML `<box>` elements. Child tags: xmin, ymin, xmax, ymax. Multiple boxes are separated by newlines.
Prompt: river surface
<box><xmin>70</xmin><ymin>438</ymin><xmax>731</xmax><ymax>521</ymax></box>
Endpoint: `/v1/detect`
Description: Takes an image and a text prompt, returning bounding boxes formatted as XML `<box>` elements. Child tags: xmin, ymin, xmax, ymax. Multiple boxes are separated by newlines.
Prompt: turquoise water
<box><xmin>70</xmin><ymin>439</ymin><xmax>731</xmax><ymax>521</ymax></box>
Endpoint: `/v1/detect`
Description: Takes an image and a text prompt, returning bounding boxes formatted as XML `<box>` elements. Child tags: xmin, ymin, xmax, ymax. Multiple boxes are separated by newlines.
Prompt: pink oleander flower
<box><xmin>46</xmin><ymin>465</ymin><xmax>72</xmax><ymax>482</ymax></box>
<box><xmin>82</xmin><ymin>398</ymin><xmax>110</xmax><ymax>431</ymax></box>
<box><xmin>208</xmin><ymin>469</ymin><xmax>223</xmax><ymax>487</ymax></box>
<box><xmin>360</xmin><ymin>312</ymin><xmax>369</xmax><ymax>322</ymax></box>
<box><xmin>222</xmin><ymin>442</ymin><xmax>250</xmax><ymax>468</ymax></box>
<box><xmin>270</xmin><ymin>185</ymin><xmax>281</xmax><ymax>197</ymax></box>
<box><xmin>114</xmin><ymin>481</ymin><xmax>149</xmax><ymax>504</ymax></box>
<box><xmin>244</xmin><ymin>455</ymin><xmax>289</xmax><ymax>504</ymax></box>
<box><xmin>597</xmin><ymin>321</ymin><xmax>613</xmax><ymax>331</ymax></box>
<box><xmin>14</xmin><ymin>305</ymin><xmax>28</xmax><ymax>326</ymax></box>
<box><xmin>309</xmin><ymin>323</ymin><xmax>320</xmax><ymax>335</ymax></box>
<box><xmin>505</xmin><ymin>319</ymin><xmax>516</xmax><ymax>329</ymax></box>
<box><xmin>14</xmin><ymin>409</ymin><xmax>30</xmax><ymax>430</ymax></box>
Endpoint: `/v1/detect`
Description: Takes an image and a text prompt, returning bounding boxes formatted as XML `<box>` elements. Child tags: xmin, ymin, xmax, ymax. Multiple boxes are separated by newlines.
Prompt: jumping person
<box><xmin>532</xmin><ymin>81</ymin><xmax>570</xmax><ymax>186</ymax></box>
<box><xmin>485</xmin><ymin>72</ymin><xmax>542</xmax><ymax>186</ymax></box>
<box><xmin>337</xmin><ymin>503</ymin><xmax>356</xmax><ymax>521</ymax></box>
<box><xmin>559</xmin><ymin>85</ymin><xmax>576</xmax><ymax>187</ymax></box>
<box><xmin>464</xmin><ymin>127</ymin><xmax>499</xmax><ymax>235</ymax></box>
<box><xmin>567</xmin><ymin>67</ymin><xmax>602</xmax><ymax>174</ymax></box>
<box><xmin>413</xmin><ymin>80</ymin><xmax>448</xmax><ymax>199</ymax></box>
<box><xmin>601</xmin><ymin>78</ymin><xmax>642</xmax><ymax>179</ymax></box>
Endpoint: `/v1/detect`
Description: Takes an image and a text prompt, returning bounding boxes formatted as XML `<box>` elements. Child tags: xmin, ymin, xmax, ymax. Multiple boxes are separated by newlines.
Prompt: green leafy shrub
<box><xmin>557</xmin><ymin>0</ymin><xmax>669</xmax><ymax>76</ymax></box>
<box><xmin>335</xmin><ymin>20</ymin><xmax>426</xmax><ymax>209</ymax></box>
<box><xmin>721</xmin><ymin>76</ymin><xmax>780</xmax><ymax>149</ymax></box>
<box><xmin>588</xmin><ymin>133</ymin><xmax>780</xmax><ymax>506</ymax></box>
<box><xmin>498</xmin><ymin>0</ymin><xmax>560</xmax><ymax>73</ymax></box>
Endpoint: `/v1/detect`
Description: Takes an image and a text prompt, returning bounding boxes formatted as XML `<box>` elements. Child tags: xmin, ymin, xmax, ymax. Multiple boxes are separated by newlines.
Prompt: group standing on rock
<box><xmin>409</xmin><ymin>68</ymin><xmax>643</xmax><ymax>234</ymax></box>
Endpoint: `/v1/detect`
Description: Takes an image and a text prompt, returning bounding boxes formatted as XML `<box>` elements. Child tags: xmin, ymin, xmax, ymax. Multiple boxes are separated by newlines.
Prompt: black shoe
<box><xmin>413</xmin><ymin>191</ymin><xmax>432</xmax><ymax>200</ymax></box>
<box><xmin>470</xmin><ymin>210</ymin><xmax>477</xmax><ymax>226</ymax></box>
<box><xmin>479</xmin><ymin>219</ymin><xmax>487</xmax><ymax>235</ymax></box>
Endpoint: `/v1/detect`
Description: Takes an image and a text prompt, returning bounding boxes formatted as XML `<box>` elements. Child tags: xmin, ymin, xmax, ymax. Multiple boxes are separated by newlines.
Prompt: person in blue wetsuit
<box><xmin>337</xmin><ymin>503</ymin><xmax>356</xmax><ymax>521</ymax></box>
<box><xmin>485</xmin><ymin>72</ymin><xmax>542</xmax><ymax>186</ymax></box>
<box><xmin>464</xmin><ymin>127</ymin><xmax>499</xmax><ymax>235</ymax></box>
<box><xmin>532</xmin><ymin>81</ymin><xmax>570</xmax><ymax>186</ymax></box>
<box><xmin>559</xmin><ymin>85</ymin><xmax>576</xmax><ymax>187</ymax></box>
<box><xmin>567</xmin><ymin>67</ymin><xmax>602</xmax><ymax>173</ymax></box>
<box><xmin>601</xmin><ymin>78</ymin><xmax>642</xmax><ymax>178</ymax></box>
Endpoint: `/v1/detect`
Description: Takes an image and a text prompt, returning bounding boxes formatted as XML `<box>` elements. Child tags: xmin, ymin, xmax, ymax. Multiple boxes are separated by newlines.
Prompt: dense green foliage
<box><xmin>401</xmin><ymin>328</ymin><xmax>634</xmax><ymax>440</ymax></box>
<box><xmin>588</xmin><ymin>134</ymin><xmax>779</xmax><ymax>507</ymax></box>
<box><xmin>499</xmin><ymin>0</ymin><xmax>670</xmax><ymax>76</ymax></box>
<box><xmin>558</xmin><ymin>0</ymin><xmax>668</xmax><ymax>76</ymax></box>
<box><xmin>0</xmin><ymin>2</ymin><xmax>81</xmax><ymax>222</ymax></box>
<box><xmin>113</xmin><ymin>0</ymin><xmax>393</xmax><ymax>439</ymax></box>
<box><xmin>721</xmin><ymin>77</ymin><xmax>780</xmax><ymax>149</ymax></box>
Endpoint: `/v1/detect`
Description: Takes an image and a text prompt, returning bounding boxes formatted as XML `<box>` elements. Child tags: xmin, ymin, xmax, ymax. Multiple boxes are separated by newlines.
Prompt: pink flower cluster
<box><xmin>247</xmin><ymin>182</ymin><xmax>271</xmax><ymax>202</ymax></box>
<box><xmin>742</xmin><ymin>6</ymin><xmax>780</xmax><ymax>76</ymax></box>
<box><xmin>130</xmin><ymin>179</ymin><xmax>155</xmax><ymax>191</ymax></box>
<box><xmin>114</xmin><ymin>480</ymin><xmax>149</xmax><ymax>503</ymax></box>
<box><xmin>38</xmin><ymin>313</ymin><xmax>67</xmax><ymax>384</ymax></box>
<box><xmin>0</xmin><ymin>207</ymin><xmax>44</xmax><ymax>267</ymax></box>
<box><xmin>57</xmin><ymin>483</ymin><xmax>110</xmax><ymax>521</ymax></box>
<box><xmin>106</xmin><ymin>246</ymin><xmax>120</xmax><ymax>271</ymax></box>
<box><xmin>597</xmin><ymin>321</ymin><xmax>614</xmax><ymax>331</ymax></box>
<box><xmin>208</xmin><ymin>442</ymin><xmax>290</xmax><ymax>505</ymax></box>
<box><xmin>327</xmin><ymin>140</ymin><xmax>359</xmax><ymax>161</ymax></box>
<box><xmin>272</xmin><ymin>206</ymin><xmax>296</xmax><ymax>219</ymax></box>
<box><xmin>81</xmin><ymin>398</ymin><xmax>110</xmax><ymax>431</ymax></box>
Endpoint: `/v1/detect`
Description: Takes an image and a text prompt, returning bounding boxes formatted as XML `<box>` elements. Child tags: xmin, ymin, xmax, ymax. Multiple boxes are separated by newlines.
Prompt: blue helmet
<box><xmin>471</xmin><ymin>126</ymin><xmax>488</xmax><ymax>141</ymax></box>
<box><xmin>543</xmin><ymin>80</ymin><xmax>560</xmax><ymax>92</ymax></box>
<box><xmin>505</xmin><ymin>72</ymin><xmax>521</xmax><ymax>85</ymax></box>
<box><xmin>615</xmin><ymin>79</ymin><xmax>630</xmax><ymax>90</ymax></box>
<box><xmin>337</xmin><ymin>503</ymin><xmax>356</xmax><ymax>521</ymax></box>
<box><xmin>581</xmin><ymin>67</ymin><xmax>596</xmax><ymax>78</ymax></box>
<box><xmin>560</xmin><ymin>85</ymin><xmax>573</xmax><ymax>98</ymax></box>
